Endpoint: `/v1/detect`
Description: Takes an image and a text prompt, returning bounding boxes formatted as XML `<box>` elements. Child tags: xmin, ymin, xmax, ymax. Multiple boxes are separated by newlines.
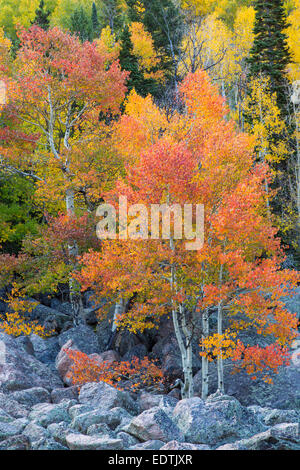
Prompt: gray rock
<box><xmin>123</xmin><ymin>344</ymin><xmax>148</xmax><ymax>362</ymax></box>
<box><xmin>271</xmin><ymin>422</ymin><xmax>299</xmax><ymax>441</ymax></box>
<box><xmin>23</xmin><ymin>422</ymin><xmax>50</xmax><ymax>444</ymax></box>
<box><xmin>282</xmin><ymin>286</ymin><xmax>300</xmax><ymax>320</ymax></box>
<box><xmin>47</xmin><ymin>421</ymin><xmax>71</xmax><ymax>446</ymax></box>
<box><xmin>68</xmin><ymin>404</ymin><xmax>94</xmax><ymax>420</ymax></box>
<box><xmin>55</xmin><ymin>339</ymin><xmax>78</xmax><ymax>385</ymax></box>
<box><xmin>58</xmin><ymin>325</ymin><xmax>100</xmax><ymax>355</ymax></box>
<box><xmin>66</xmin><ymin>433</ymin><xmax>124</xmax><ymax>450</ymax></box>
<box><xmin>172</xmin><ymin>395</ymin><xmax>264</xmax><ymax>446</ymax></box>
<box><xmin>126</xmin><ymin>407</ymin><xmax>184</xmax><ymax>443</ymax></box>
<box><xmin>161</xmin><ymin>441</ymin><xmax>211</xmax><ymax>450</ymax></box>
<box><xmin>0</xmin><ymin>332</ymin><xmax>62</xmax><ymax>393</ymax></box>
<box><xmin>129</xmin><ymin>440</ymin><xmax>164</xmax><ymax>450</ymax></box>
<box><xmin>138</xmin><ymin>392</ymin><xmax>162</xmax><ymax>412</ymax></box>
<box><xmin>72</xmin><ymin>407</ymin><xmax>132</xmax><ymax>433</ymax></box>
<box><xmin>0</xmin><ymin>393</ymin><xmax>29</xmax><ymax>418</ymax></box>
<box><xmin>87</xmin><ymin>423</ymin><xmax>114</xmax><ymax>437</ymax></box>
<box><xmin>26</xmin><ymin>301</ymin><xmax>70</xmax><ymax>332</ymax></box>
<box><xmin>116</xmin><ymin>431</ymin><xmax>140</xmax><ymax>448</ymax></box>
<box><xmin>29</xmin><ymin>334</ymin><xmax>60</xmax><ymax>365</ymax></box>
<box><xmin>0</xmin><ymin>434</ymin><xmax>30</xmax><ymax>450</ymax></box>
<box><xmin>248</xmin><ymin>405</ymin><xmax>300</xmax><ymax>426</ymax></box>
<box><xmin>217</xmin><ymin>423</ymin><xmax>299</xmax><ymax>450</ymax></box>
<box><xmin>158</xmin><ymin>396</ymin><xmax>178</xmax><ymax>418</ymax></box>
<box><xmin>0</xmin><ymin>418</ymin><xmax>28</xmax><ymax>440</ymax></box>
<box><xmin>10</xmin><ymin>387</ymin><xmax>51</xmax><ymax>407</ymax></box>
<box><xmin>79</xmin><ymin>382</ymin><xmax>138</xmax><ymax>415</ymax></box>
<box><xmin>29</xmin><ymin>401</ymin><xmax>72</xmax><ymax>427</ymax></box>
<box><xmin>51</xmin><ymin>386</ymin><xmax>78</xmax><ymax>404</ymax></box>
<box><xmin>31</xmin><ymin>437</ymin><xmax>68</xmax><ymax>450</ymax></box>
<box><xmin>0</xmin><ymin>409</ymin><xmax>14</xmax><ymax>423</ymax></box>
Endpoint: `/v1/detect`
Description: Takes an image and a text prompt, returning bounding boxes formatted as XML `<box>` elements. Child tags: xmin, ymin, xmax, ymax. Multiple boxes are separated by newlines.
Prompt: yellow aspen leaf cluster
<box><xmin>243</xmin><ymin>76</ymin><xmax>289</xmax><ymax>165</ymax></box>
<box><xmin>129</xmin><ymin>22</ymin><xmax>165</xmax><ymax>83</ymax></box>
<box><xmin>0</xmin><ymin>286</ymin><xmax>53</xmax><ymax>338</ymax></box>
<box><xmin>200</xmin><ymin>329</ymin><xmax>238</xmax><ymax>362</ymax></box>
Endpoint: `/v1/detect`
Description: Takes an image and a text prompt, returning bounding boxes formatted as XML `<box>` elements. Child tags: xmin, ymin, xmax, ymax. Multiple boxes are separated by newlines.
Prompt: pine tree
<box><xmin>247</xmin><ymin>0</ymin><xmax>292</xmax><ymax>117</ymax></box>
<box><xmin>70</xmin><ymin>6</ymin><xmax>93</xmax><ymax>42</ymax></box>
<box><xmin>31</xmin><ymin>0</ymin><xmax>50</xmax><ymax>30</ymax></box>
<box><xmin>125</xmin><ymin>0</ymin><xmax>183</xmax><ymax>85</ymax></box>
<box><xmin>91</xmin><ymin>2</ymin><xmax>100</xmax><ymax>38</ymax></box>
<box><xmin>119</xmin><ymin>24</ymin><xmax>158</xmax><ymax>97</ymax></box>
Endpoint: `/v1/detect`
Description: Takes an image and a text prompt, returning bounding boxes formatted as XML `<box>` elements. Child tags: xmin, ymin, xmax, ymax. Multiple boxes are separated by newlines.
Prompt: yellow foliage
<box><xmin>129</xmin><ymin>22</ymin><xmax>165</xmax><ymax>83</ymax></box>
<box><xmin>200</xmin><ymin>329</ymin><xmax>237</xmax><ymax>361</ymax></box>
<box><xmin>287</xmin><ymin>1</ymin><xmax>300</xmax><ymax>81</ymax></box>
<box><xmin>181</xmin><ymin>0</ymin><xmax>215</xmax><ymax>16</ymax></box>
<box><xmin>0</xmin><ymin>286</ymin><xmax>53</xmax><ymax>338</ymax></box>
<box><xmin>94</xmin><ymin>25</ymin><xmax>120</xmax><ymax>61</ymax></box>
<box><xmin>243</xmin><ymin>76</ymin><xmax>289</xmax><ymax>164</ymax></box>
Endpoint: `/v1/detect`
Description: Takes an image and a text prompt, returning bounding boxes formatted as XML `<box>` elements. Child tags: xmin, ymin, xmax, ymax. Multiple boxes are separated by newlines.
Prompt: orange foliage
<box><xmin>65</xmin><ymin>349</ymin><xmax>164</xmax><ymax>393</ymax></box>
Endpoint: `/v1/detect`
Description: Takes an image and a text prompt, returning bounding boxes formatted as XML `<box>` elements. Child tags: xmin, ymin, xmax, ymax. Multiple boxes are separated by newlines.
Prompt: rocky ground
<box><xmin>0</xmin><ymin>316</ymin><xmax>299</xmax><ymax>450</ymax></box>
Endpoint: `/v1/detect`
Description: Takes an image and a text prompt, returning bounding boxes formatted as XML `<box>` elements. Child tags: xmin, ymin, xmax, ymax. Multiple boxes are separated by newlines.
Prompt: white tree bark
<box><xmin>201</xmin><ymin>308</ymin><xmax>209</xmax><ymax>400</ymax></box>
<box><xmin>217</xmin><ymin>301</ymin><xmax>225</xmax><ymax>394</ymax></box>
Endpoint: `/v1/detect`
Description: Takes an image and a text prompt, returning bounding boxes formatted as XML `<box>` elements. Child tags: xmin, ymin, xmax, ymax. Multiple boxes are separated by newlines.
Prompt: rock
<box><xmin>58</xmin><ymin>325</ymin><xmax>100</xmax><ymax>355</ymax></box>
<box><xmin>47</xmin><ymin>422</ymin><xmax>70</xmax><ymax>446</ymax></box>
<box><xmin>72</xmin><ymin>407</ymin><xmax>132</xmax><ymax>433</ymax></box>
<box><xmin>123</xmin><ymin>344</ymin><xmax>148</xmax><ymax>362</ymax></box>
<box><xmin>55</xmin><ymin>339</ymin><xmax>78</xmax><ymax>385</ymax></box>
<box><xmin>23</xmin><ymin>422</ymin><xmax>50</xmax><ymax>444</ymax></box>
<box><xmin>282</xmin><ymin>286</ymin><xmax>300</xmax><ymax>320</ymax></box>
<box><xmin>31</xmin><ymin>437</ymin><xmax>68</xmax><ymax>450</ymax></box>
<box><xmin>10</xmin><ymin>387</ymin><xmax>51</xmax><ymax>407</ymax></box>
<box><xmin>66</xmin><ymin>433</ymin><xmax>124</xmax><ymax>450</ymax></box>
<box><xmin>51</xmin><ymin>386</ymin><xmax>78</xmax><ymax>404</ymax></box>
<box><xmin>50</xmin><ymin>300</ymin><xmax>73</xmax><ymax>317</ymax></box>
<box><xmin>15</xmin><ymin>336</ymin><xmax>34</xmax><ymax>356</ymax></box>
<box><xmin>0</xmin><ymin>434</ymin><xmax>30</xmax><ymax>450</ymax></box>
<box><xmin>82</xmin><ymin>308</ymin><xmax>98</xmax><ymax>326</ymax></box>
<box><xmin>158</xmin><ymin>396</ymin><xmax>178</xmax><ymax>418</ymax></box>
<box><xmin>79</xmin><ymin>382</ymin><xmax>138</xmax><ymax>415</ymax></box>
<box><xmin>116</xmin><ymin>432</ymin><xmax>139</xmax><ymax>448</ymax></box>
<box><xmin>29</xmin><ymin>334</ymin><xmax>60</xmax><ymax>365</ymax></box>
<box><xmin>138</xmin><ymin>392</ymin><xmax>162</xmax><ymax>412</ymax></box>
<box><xmin>271</xmin><ymin>422</ymin><xmax>299</xmax><ymax>441</ymax></box>
<box><xmin>87</xmin><ymin>423</ymin><xmax>114</xmax><ymax>437</ymax></box>
<box><xmin>0</xmin><ymin>332</ymin><xmax>62</xmax><ymax>393</ymax></box>
<box><xmin>0</xmin><ymin>409</ymin><xmax>14</xmax><ymax>423</ymax></box>
<box><xmin>221</xmin><ymin>363</ymin><xmax>300</xmax><ymax>410</ymax></box>
<box><xmin>217</xmin><ymin>423</ymin><xmax>300</xmax><ymax>450</ymax></box>
<box><xmin>29</xmin><ymin>401</ymin><xmax>72</xmax><ymax>427</ymax></box>
<box><xmin>0</xmin><ymin>393</ymin><xmax>29</xmax><ymax>418</ymax></box>
<box><xmin>161</xmin><ymin>441</ymin><xmax>211</xmax><ymax>450</ymax></box>
<box><xmin>126</xmin><ymin>407</ymin><xmax>184</xmax><ymax>443</ymax></box>
<box><xmin>68</xmin><ymin>404</ymin><xmax>93</xmax><ymax>420</ymax></box>
<box><xmin>27</xmin><ymin>301</ymin><xmax>70</xmax><ymax>332</ymax></box>
<box><xmin>89</xmin><ymin>350</ymin><xmax>120</xmax><ymax>365</ymax></box>
<box><xmin>129</xmin><ymin>440</ymin><xmax>164</xmax><ymax>450</ymax></box>
<box><xmin>172</xmin><ymin>395</ymin><xmax>263</xmax><ymax>446</ymax></box>
<box><xmin>0</xmin><ymin>418</ymin><xmax>28</xmax><ymax>440</ymax></box>
<box><xmin>248</xmin><ymin>405</ymin><xmax>300</xmax><ymax>426</ymax></box>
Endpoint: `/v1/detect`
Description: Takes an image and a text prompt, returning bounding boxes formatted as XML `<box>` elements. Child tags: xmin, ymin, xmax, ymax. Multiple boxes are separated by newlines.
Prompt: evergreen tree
<box><xmin>125</xmin><ymin>0</ymin><xmax>183</xmax><ymax>85</ymax></box>
<box><xmin>119</xmin><ymin>24</ymin><xmax>158</xmax><ymax>97</ymax></box>
<box><xmin>31</xmin><ymin>0</ymin><xmax>50</xmax><ymax>30</ymax></box>
<box><xmin>70</xmin><ymin>6</ymin><xmax>92</xmax><ymax>42</ymax></box>
<box><xmin>91</xmin><ymin>2</ymin><xmax>100</xmax><ymax>38</ymax></box>
<box><xmin>247</xmin><ymin>0</ymin><xmax>292</xmax><ymax>117</ymax></box>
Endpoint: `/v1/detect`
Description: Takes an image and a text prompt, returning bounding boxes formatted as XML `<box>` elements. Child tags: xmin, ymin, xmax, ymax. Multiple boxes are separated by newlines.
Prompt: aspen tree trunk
<box><xmin>66</xmin><ymin>188</ymin><xmax>84</xmax><ymax>326</ymax></box>
<box><xmin>169</xmin><ymin>231</ymin><xmax>194</xmax><ymax>398</ymax></box>
<box><xmin>201</xmin><ymin>308</ymin><xmax>209</xmax><ymax>400</ymax></box>
<box><xmin>217</xmin><ymin>301</ymin><xmax>225</xmax><ymax>394</ymax></box>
